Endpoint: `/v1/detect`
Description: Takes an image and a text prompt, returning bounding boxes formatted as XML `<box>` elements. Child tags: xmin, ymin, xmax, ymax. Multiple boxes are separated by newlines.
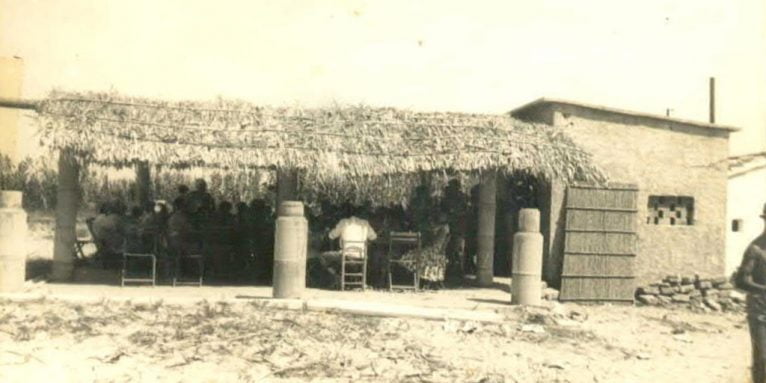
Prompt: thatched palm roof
<box><xmin>36</xmin><ymin>91</ymin><xmax>605</xmax><ymax>205</ymax></box>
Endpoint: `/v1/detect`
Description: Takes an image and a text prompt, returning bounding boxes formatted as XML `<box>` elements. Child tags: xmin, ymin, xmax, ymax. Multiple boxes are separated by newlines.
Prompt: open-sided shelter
<box><xmin>29</xmin><ymin>91</ymin><xmax>606</xmax><ymax>285</ymax></box>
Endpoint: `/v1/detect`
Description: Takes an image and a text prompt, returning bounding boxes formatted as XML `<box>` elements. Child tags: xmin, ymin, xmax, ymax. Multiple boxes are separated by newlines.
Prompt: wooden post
<box><xmin>544</xmin><ymin>179</ymin><xmax>566</xmax><ymax>288</ymax></box>
<box><xmin>135</xmin><ymin>161</ymin><xmax>151</xmax><ymax>207</ymax></box>
<box><xmin>476</xmin><ymin>169</ymin><xmax>497</xmax><ymax>286</ymax></box>
<box><xmin>52</xmin><ymin>149</ymin><xmax>79</xmax><ymax>281</ymax></box>
<box><xmin>276</xmin><ymin>168</ymin><xmax>298</xmax><ymax>208</ymax></box>
<box><xmin>505</xmin><ymin>199</ymin><xmax>517</xmax><ymax>277</ymax></box>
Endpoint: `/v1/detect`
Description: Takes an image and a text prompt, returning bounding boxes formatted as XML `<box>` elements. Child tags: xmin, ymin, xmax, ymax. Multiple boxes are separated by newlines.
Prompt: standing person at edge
<box><xmin>737</xmin><ymin>203</ymin><xmax>766</xmax><ymax>383</ymax></box>
<box><xmin>442</xmin><ymin>179</ymin><xmax>468</xmax><ymax>286</ymax></box>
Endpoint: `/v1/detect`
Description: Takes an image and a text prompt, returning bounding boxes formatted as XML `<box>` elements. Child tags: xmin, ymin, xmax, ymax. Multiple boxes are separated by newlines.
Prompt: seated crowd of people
<box><xmin>308</xmin><ymin>180</ymin><xmax>472</xmax><ymax>289</ymax></box>
<box><xmin>90</xmin><ymin>179</ymin><xmax>276</xmax><ymax>281</ymax></box>
<box><xmin>88</xmin><ymin>177</ymin><xmax>475</xmax><ymax>288</ymax></box>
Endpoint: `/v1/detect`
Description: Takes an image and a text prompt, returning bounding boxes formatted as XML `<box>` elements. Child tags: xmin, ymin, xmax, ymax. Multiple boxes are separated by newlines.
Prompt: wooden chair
<box><xmin>387</xmin><ymin>231</ymin><xmax>421</xmax><ymax>291</ymax></box>
<box><xmin>340</xmin><ymin>239</ymin><xmax>367</xmax><ymax>291</ymax></box>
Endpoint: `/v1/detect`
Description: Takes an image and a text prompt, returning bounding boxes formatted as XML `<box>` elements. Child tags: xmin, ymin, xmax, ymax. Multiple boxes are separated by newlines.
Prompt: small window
<box><xmin>647</xmin><ymin>195</ymin><xmax>694</xmax><ymax>225</ymax></box>
<box><xmin>732</xmin><ymin>219</ymin><xmax>743</xmax><ymax>232</ymax></box>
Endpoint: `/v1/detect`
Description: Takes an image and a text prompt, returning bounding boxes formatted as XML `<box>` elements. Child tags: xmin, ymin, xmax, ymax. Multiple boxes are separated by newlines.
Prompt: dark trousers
<box><xmin>749</xmin><ymin>314</ymin><xmax>766</xmax><ymax>383</ymax></box>
<box><xmin>445</xmin><ymin>235</ymin><xmax>465</xmax><ymax>285</ymax></box>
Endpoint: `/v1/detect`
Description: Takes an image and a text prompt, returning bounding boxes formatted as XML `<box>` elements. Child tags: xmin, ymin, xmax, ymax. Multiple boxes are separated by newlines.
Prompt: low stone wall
<box><xmin>635</xmin><ymin>275</ymin><xmax>745</xmax><ymax>313</ymax></box>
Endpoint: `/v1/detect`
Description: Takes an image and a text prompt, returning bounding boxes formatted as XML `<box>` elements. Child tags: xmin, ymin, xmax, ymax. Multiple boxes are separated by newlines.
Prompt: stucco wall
<box><xmin>0</xmin><ymin>57</ymin><xmax>23</xmax><ymax>162</ymax></box>
<box><xmin>726</xmin><ymin>169</ymin><xmax>766</xmax><ymax>275</ymax></box>
<box><xmin>514</xmin><ymin>103</ymin><xmax>730</xmax><ymax>285</ymax></box>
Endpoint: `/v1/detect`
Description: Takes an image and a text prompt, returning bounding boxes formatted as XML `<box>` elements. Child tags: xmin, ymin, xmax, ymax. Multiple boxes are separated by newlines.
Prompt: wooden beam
<box><xmin>135</xmin><ymin>161</ymin><xmax>151</xmax><ymax>207</ymax></box>
<box><xmin>276</xmin><ymin>168</ymin><xmax>298</xmax><ymax>207</ymax></box>
<box><xmin>239</xmin><ymin>298</ymin><xmax>506</xmax><ymax>323</ymax></box>
<box><xmin>0</xmin><ymin>97</ymin><xmax>38</xmax><ymax>111</ymax></box>
<box><xmin>476</xmin><ymin>169</ymin><xmax>497</xmax><ymax>286</ymax></box>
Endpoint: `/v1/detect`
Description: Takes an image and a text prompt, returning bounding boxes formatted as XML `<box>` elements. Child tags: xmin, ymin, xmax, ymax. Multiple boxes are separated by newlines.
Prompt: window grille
<box><xmin>646</xmin><ymin>196</ymin><xmax>694</xmax><ymax>225</ymax></box>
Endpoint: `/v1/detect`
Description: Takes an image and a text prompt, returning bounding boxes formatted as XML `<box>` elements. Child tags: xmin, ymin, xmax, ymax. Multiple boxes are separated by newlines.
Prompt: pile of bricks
<box><xmin>634</xmin><ymin>275</ymin><xmax>745</xmax><ymax>313</ymax></box>
<box><xmin>540</xmin><ymin>281</ymin><xmax>560</xmax><ymax>301</ymax></box>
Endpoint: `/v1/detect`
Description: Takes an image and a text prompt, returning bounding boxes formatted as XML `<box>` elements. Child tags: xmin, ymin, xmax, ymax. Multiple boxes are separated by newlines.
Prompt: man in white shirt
<box><xmin>328</xmin><ymin>214</ymin><xmax>377</xmax><ymax>258</ymax></box>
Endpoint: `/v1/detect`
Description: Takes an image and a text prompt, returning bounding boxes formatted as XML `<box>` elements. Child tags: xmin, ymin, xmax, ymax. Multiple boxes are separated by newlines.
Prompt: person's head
<box><xmin>236</xmin><ymin>202</ymin><xmax>248</xmax><ymax>215</ymax></box>
<box><xmin>173</xmin><ymin>196</ymin><xmax>186</xmax><ymax>213</ymax></box>
<box><xmin>470</xmin><ymin>185</ymin><xmax>480</xmax><ymax>202</ymax></box>
<box><xmin>219</xmin><ymin>201</ymin><xmax>232</xmax><ymax>214</ymax></box>
<box><xmin>155</xmin><ymin>202</ymin><xmax>168</xmax><ymax>215</ymax></box>
<box><xmin>98</xmin><ymin>202</ymin><xmax>110</xmax><ymax>215</ymax></box>
<box><xmin>340</xmin><ymin>202</ymin><xmax>355</xmax><ymax>217</ymax></box>
<box><xmin>194</xmin><ymin>179</ymin><xmax>207</xmax><ymax>192</ymax></box>
<box><xmin>112</xmin><ymin>200</ymin><xmax>127</xmax><ymax>216</ymax></box>
<box><xmin>177</xmin><ymin>184</ymin><xmax>189</xmax><ymax>195</ymax></box>
<box><xmin>250</xmin><ymin>198</ymin><xmax>266</xmax><ymax>210</ymax></box>
<box><xmin>446</xmin><ymin>179</ymin><xmax>461</xmax><ymax>194</ymax></box>
<box><xmin>130</xmin><ymin>206</ymin><xmax>143</xmax><ymax>218</ymax></box>
<box><xmin>436</xmin><ymin>211</ymin><xmax>448</xmax><ymax>225</ymax></box>
<box><xmin>355</xmin><ymin>205</ymin><xmax>371</xmax><ymax>220</ymax></box>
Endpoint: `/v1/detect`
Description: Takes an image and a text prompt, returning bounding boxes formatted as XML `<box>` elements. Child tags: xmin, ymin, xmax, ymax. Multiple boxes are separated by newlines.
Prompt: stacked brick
<box><xmin>539</xmin><ymin>281</ymin><xmax>560</xmax><ymax>301</ymax></box>
<box><xmin>634</xmin><ymin>275</ymin><xmax>745</xmax><ymax>313</ymax></box>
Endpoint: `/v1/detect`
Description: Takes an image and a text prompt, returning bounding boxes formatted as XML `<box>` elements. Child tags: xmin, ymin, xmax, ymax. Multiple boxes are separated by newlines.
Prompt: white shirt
<box><xmin>328</xmin><ymin>216</ymin><xmax>377</xmax><ymax>258</ymax></box>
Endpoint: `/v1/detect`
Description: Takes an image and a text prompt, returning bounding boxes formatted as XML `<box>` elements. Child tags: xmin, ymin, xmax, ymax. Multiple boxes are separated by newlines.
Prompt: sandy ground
<box><xmin>0</xmin><ymin>283</ymin><xmax>752</xmax><ymax>383</ymax></box>
<box><xmin>3</xmin><ymin>212</ymin><xmax>752</xmax><ymax>382</ymax></box>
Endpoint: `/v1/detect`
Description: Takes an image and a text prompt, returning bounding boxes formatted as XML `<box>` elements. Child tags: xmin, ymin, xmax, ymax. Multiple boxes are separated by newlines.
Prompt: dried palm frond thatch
<box><xmin>36</xmin><ymin>90</ymin><xmax>605</xmax><ymax>205</ymax></box>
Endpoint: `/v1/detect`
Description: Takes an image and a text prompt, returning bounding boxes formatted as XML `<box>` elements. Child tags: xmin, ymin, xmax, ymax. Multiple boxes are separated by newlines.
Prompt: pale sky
<box><xmin>2</xmin><ymin>0</ymin><xmax>765</xmax><ymax>155</ymax></box>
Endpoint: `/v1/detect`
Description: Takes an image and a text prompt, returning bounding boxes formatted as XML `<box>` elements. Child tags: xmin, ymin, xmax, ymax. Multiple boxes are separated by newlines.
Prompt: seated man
<box><xmin>167</xmin><ymin>198</ymin><xmax>194</xmax><ymax>256</ymax></box>
<box><xmin>91</xmin><ymin>201</ymin><xmax>127</xmax><ymax>268</ymax></box>
<box><xmin>328</xmin><ymin>207</ymin><xmax>377</xmax><ymax>258</ymax></box>
<box><xmin>320</xmin><ymin>208</ymin><xmax>376</xmax><ymax>289</ymax></box>
<box><xmin>208</xmin><ymin>201</ymin><xmax>236</xmax><ymax>276</ymax></box>
<box><xmin>124</xmin><ymin>206</ymin><xmax>144</xmax><ymax>253</ymax></box>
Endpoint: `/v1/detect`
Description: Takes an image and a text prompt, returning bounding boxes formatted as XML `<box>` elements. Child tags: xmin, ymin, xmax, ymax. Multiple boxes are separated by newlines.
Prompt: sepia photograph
<box><xmin>0</xmin><ymin>1</ymin><xmax>765</xmax><ymax>382</ymax></box>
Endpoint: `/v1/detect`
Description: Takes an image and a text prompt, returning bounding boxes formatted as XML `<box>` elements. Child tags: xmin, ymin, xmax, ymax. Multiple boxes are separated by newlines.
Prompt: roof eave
<box><xmin>510</xmin><ymin>97</ymin><xmax>741</xmax><ymax>133</ymax></box>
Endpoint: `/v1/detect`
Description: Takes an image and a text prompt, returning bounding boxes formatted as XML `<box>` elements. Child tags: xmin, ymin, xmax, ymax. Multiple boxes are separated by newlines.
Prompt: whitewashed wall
<box><xmin>726</xmin><ymin>165</ymin><xmax>766</xmax><ymax>275</ymax></box>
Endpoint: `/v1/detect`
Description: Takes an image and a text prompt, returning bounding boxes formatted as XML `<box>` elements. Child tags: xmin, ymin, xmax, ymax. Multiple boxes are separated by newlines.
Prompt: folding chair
<box><xmin>121</xmin><ymin>228</ymin><xmax>157</xmax><ymax>287</ymax></box>
<box><xmin>388</xmin><ymin>231</ymin><xmax>421</xmax><ymax>291</ymax></box>
<box><xmin>74</xmin><ymin>218</ymin><xmax>95</xmax><ymax>260</ymax></box>
<box><xmin>172</xmin><ymin>232</ymin><xmax>204</xmax><ymax>287</ymax></box>
<box><xmin>172</xmin><ymin>253</ymin><xmax>204</xmax><ymax>287</ymax></box>
<box><xmin>206</xmin><ymin>225</ymin><xmax>236</xmax><ymax>278</ymax></box>
<box><xmin>340</xmin><ymin>239</ymin><xmax>367</xmax><ymax>291</ymax></box>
